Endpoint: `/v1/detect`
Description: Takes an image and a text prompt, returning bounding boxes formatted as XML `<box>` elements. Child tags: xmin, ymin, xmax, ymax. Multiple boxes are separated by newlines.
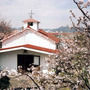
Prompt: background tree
<box><xmin>0</xmin><ymin>19</ymin><xmax>13</xmax><ymax>40</ymax></box>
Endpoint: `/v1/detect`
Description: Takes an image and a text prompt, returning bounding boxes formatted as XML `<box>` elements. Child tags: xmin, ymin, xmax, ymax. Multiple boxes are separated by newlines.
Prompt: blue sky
<box><xmin>0</xmin><ymin>0</ymin><xmax>81</xmax><ymax>29</ymax></box>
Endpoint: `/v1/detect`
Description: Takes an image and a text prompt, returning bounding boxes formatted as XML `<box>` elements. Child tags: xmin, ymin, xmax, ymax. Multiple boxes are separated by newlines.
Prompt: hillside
<box><xmin>44</xmin><ymin>26</ymin><xmax>75</xmax><ymax>32</ymax></box>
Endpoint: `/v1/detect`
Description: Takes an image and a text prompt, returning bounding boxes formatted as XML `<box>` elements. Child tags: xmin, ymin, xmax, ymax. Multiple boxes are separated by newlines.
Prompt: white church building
<box><xmin>0</xmin><ymin>18</ymin><xmax>59</xmax><ymax>71</ymax></box>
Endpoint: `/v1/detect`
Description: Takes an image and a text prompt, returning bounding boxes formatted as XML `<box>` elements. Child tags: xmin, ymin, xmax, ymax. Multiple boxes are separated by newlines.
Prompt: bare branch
<box><xmin>73</xmin><ymin>0</ymin><xmax>90</xmax><ymax>20</ymax></box>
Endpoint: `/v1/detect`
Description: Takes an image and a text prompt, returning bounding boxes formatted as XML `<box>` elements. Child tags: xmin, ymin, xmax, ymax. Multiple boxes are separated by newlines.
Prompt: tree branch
<box><xmin>73</xmin><ymin>0</ymin><xmax>90</xmax><ymax>20</ymax></box>
<box><xmin>25</xmin><ymin>74</ymin><xmax>41</xmax><ymax>90</ymax></box>
<box><xmin>13</xmin><ymin>74</ymin><xmax>41</xmax><ymax>90</ymax></box>
<box><xmin>81</xmin><ymin>75</ymin><xmax>90</xmax><ymax>89</ymax></box>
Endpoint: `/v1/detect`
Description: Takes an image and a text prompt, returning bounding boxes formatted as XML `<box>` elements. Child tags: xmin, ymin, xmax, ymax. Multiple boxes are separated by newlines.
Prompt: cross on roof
<box><xmin>29</xmin><ymin>10</ymin><xmax>34</xmax><ymax>18</ymax></box>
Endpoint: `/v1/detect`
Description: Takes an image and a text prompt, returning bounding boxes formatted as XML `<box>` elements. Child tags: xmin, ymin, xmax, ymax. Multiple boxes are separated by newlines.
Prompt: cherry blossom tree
<box><xmin>38</xmin><ymin>0</ymin><xmax>90</xmax><ymax>89</ymax></box>
<box><xmin>49</xmin><ymin>0</ymin><xmax>90</xmax><ymax>89</ymax></box>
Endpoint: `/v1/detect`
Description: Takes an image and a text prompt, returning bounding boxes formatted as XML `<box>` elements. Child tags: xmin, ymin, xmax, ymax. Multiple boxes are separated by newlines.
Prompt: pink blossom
<box><xmin>79</xmin><ymin>0</ymin><xmax>84</xmax><ymax>4</ymax></box>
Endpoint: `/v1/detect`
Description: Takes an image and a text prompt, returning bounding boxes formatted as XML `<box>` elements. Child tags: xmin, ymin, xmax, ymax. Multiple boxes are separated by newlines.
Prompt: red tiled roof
<box><xmin>38</xmin><ymin>29</ymin><xmax>60</xmax><ymax>43</ymax></box>
<box><xmin>48</xmin><ymin>32</ymin><xmax>60</xmax><ymax>36</ymax></box>
<box><xmin>0</xmin><ymin>44</ymin><xmax>59</xmax><ymax>54</ymax></box>
<box><xmin>23</xmin><ymin>18</ymin><xmax>40</xmax><ymax>23</ymax></box>
<box><xmin>48</xmin><ymin>32</ymin><xmax>74</xmax><ymax>36</ymax></box>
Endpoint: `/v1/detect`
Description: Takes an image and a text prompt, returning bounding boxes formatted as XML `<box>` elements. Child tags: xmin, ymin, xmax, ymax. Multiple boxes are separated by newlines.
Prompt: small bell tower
<box><xmin>23</xmin><ymin>10</ymin><xmax>40</xmax><ymax>30</ymax></box>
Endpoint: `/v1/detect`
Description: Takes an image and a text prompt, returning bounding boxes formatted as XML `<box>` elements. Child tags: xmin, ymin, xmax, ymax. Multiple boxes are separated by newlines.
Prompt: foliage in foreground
<box><xmin>38</xmin><ymin>0</ymin><xmax>90</xmax><ymax>90</ymax></box>
<box><xmin>0</xmin><ymin>76</ymin><xmax>10</xmax><ymax>89</ymax></box>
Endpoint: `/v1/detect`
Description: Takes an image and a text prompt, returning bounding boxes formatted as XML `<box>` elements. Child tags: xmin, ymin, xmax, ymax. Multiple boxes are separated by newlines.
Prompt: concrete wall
<box><xmin>0</xmin><ymin>50</ymin><xmax>48</xmax><ymax>71</ymax></box>
<box><xmin>2</xmin><ymin>30</ymin><xmax>56</xmax><ymax>50</ymax></box>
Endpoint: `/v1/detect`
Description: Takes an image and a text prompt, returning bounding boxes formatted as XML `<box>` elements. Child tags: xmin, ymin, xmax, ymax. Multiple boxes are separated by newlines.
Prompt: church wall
<box><xmin>25</xmin><ymin>30</ymin><xmax>56</xmax><ymax>49</ymax></box>
<box><xmin>2</xmin><ymin>30</ymin><xmax>56</xmax><ymax>50</ymax></box>
<box><xmin>30</xmin><ymin>23</ymin><xmax>38</xmax><ymax>30</ymax></box>
<box><xmin>0</xmin><ymin>50</ymin><xmax>48</xmax><ymax>71</ymax></box>
<box><xmin>2</xmin><ymin>31</ymin><xmax>26</xmax><ymax>48</ymax></box>
<box><xmin>23</xmin><ymin>23</ymin><xmax>39</xmax><ymax>30</ymax></box>
<box><xmin>0</xmin><ymin>50</ymin><xmax>21</xmax><ymax>70</ymax></box>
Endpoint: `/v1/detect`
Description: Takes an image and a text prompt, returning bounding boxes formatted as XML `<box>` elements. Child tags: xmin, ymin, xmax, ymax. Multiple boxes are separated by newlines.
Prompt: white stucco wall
<box><xmin>0</xmin><ymin>50</ymin><xmax>48</xmax><ymax>71</ymax></box>
<box><xmin>23</xmin><ymin>22</ymin><xmax>39</xmax><ymax>30</ymax></box>
<box><xmin>2</xmin><ymin>30</ymin><xmax>56</xmax><ymax>50</ymax></box>
<box><xmin>0</xmin><ymin>50</ymin><xmax>20</xmax><ymax>70</ymax></box>
<box><xmin>30</xmin><ymin>23</ymin><xmax>39</xmax><ymax>30</ymax></box>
